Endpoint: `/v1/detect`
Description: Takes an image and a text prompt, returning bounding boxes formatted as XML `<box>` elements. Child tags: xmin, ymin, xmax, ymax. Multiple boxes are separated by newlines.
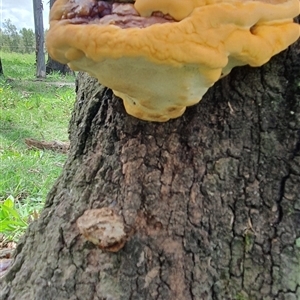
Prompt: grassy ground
<box><xmin>0</xmin><ymin>51</ymin><xmax>75</xmax><ymax>241</ymax></box>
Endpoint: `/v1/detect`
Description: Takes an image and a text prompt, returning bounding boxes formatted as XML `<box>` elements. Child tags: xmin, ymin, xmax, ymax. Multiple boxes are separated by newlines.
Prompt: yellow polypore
<box><xmin>46</xmin><ymin>0</ymin><xmax>300</xmax><ymax>122</ymax></box>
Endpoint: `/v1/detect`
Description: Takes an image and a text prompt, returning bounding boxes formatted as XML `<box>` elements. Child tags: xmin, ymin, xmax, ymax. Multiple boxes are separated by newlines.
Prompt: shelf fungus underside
<box><xmin>46</xmin><ymin>0</ymin><xmax>300</xmax><ymax>121</ymax></box>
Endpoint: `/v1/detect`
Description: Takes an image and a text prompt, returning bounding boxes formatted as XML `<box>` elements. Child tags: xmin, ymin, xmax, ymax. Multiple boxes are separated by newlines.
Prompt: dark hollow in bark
<box><xmin>1</xmin><ymin>40</ymin><xmax>299</xmax><ymax>299</ymax></box>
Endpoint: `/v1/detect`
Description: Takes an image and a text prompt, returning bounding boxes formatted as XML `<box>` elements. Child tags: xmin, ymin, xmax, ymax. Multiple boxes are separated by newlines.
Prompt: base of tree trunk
<box><xmin>0</xmin><ymin>38</ymin><xmax>299</xmax><ymax>300</ymax></box>
<box><xmin>46</xmin><ymin>58</ymin><xmax>75</xmax><ymax>76</ymax></box>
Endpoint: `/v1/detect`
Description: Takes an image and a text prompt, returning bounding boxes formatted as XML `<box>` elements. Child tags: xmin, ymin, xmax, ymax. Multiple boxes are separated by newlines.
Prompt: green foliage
<box><xmin>0</xmin><ymin>195</ymin><xmax>45</xmax><ymax>241</ymax></box>
<box><xmin>235</xmin><ymin>293</ymin><xmax>249</xmax><ymax>300</ymax></box>
<box><xmin>0</xmin><ymin>196</ymin><xmax>32</xmax><ymax>241</ymax></box>
<box><xmin>244</xmin><ymin>231</ymin><xmax>255</xmax><ymax>253</ymax></box>
<box><xmin>0</xmin><ymin>19</ymin><xmax>35</xmax><ymax>53</ymax></box>
<box><xmin>0</xmin><ymin>52</ymin><xmax>75</xmax><ymax>242</ymax></box>
<box><xmin>19</xmin><ymin>28</ymin><xmax>35</xmax><ymax>54</ymax></box>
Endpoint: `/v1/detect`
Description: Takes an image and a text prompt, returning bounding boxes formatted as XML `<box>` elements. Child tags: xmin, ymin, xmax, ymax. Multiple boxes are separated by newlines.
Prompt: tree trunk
<box><xmin>0</xmin><ymin>58</ymin><xmax>3</xmax><ymax>75</ymax></box>
<box><xmin>45</xmin><ymin>0</ymin><xmax>74</xmax><ymax>76</ymax></box>
<box><xmin>1</xmin><ymin>38</ymin><xmax>299</xmax><ymax>300</ymax></box>
<box><xmin>46</xmin><ymin>58</ymin><xmax>74</xmax><ymax>76</ymax></box>
<box><xmin>33</xmin><ymin>0</ymin><xmax>46</xmax><ymax>78</ymax></box>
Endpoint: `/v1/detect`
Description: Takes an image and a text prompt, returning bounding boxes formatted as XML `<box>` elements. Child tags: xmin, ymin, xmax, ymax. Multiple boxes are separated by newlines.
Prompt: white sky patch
<box><xmin>0</xmin><ymin>0</ymin><xmax>50</xmax><ymax>31</ymax></box>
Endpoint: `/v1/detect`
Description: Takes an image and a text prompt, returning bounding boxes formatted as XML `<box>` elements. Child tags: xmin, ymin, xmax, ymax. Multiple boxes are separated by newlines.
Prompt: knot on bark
<box><xmin>76</xmin><ymin>208</ymin><xmax>127</xmax><ymax>252</ymax></box>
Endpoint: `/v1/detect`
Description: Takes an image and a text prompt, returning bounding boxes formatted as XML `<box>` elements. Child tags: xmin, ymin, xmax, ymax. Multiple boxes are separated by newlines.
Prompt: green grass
<box><xmin>0</xmin><ymin>51</ymin><xmax>75</xmax><ymax>82</ymax></box>
<box><xmin>0</xmin><ymin>52</ymin><xmax>35</xmax><ymax>79</ymax></box>
<box><xmin>0</xmin><ymin>51</ymin><xmax>75</xmax><ymax>241</ymax></box>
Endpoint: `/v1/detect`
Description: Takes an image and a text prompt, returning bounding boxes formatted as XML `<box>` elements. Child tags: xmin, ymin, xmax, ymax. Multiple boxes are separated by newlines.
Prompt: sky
<box><xmin>0</xmin><ymin>0</ymin><xmax>50</xmax><ymax>31</ymax></box>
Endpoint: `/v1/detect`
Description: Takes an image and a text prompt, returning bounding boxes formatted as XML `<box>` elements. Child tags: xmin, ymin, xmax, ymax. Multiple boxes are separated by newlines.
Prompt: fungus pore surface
<box><xmin>46</xmin><ymin>0</ymin><xmax>300</xmax><ymax>121</ymax></box>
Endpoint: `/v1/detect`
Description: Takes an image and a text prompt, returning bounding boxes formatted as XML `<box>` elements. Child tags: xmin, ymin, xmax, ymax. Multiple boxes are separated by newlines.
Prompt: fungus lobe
<box><xmin>46</xmin><ymin>0</ymin><xmax>300</xmax><ymax>121</ymax></box>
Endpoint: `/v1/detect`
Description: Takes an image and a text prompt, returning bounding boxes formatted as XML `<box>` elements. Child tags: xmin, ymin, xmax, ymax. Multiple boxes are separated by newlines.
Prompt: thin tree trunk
<box><xmin>0</xmin><ymin>58</ymin><xmax>3</xmax><ymax>76</ymax></box>
<box><xmin>33</xmin><ymin>0</ymin><xmax>46</xmax><ymax>78</ymax></box>
<box><xmin>1</xmin><ymin>39</ymin><xmax>299</xmax><ymax>300</ymax></box>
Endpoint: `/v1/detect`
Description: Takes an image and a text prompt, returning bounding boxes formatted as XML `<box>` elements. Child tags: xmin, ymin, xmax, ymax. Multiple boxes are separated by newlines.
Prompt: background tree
<box><xmin>0</xmin><ymin>21</ymin><xmax>35</xmax><ymax>53</ymax></box>
<box><xmin>0</xmin><ymin>58</ymin><xmax>4</xmax><ymax>75</ymax></box>
<box><xmin>33</xmin><ymin>0</ymin><xmax>46</xmax><ymax>78</ymax></box>
<box><xmin>19</xmin><ymin>28</ymin><xmax>35</xmax><ymax>54</ymax></box>
<box><xmin>1</xmin><ymin>23</ymin><xmax>299</xmax><ymax>300</ymax></box>
<box><xmin>1</xmin><ymin>19</ymin><xmax>22</xmax><ymax>52</ymax></box>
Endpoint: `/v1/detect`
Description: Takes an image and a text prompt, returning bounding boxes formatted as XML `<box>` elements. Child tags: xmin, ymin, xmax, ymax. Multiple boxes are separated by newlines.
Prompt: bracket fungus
<box><xmin>46</xmin><ymin>0</ymin><xmax>300</xmax><ymax>121</ymax></box>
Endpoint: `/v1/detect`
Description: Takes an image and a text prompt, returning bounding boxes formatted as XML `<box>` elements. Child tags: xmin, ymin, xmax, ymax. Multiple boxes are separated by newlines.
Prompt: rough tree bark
<box><xmin>1</xmin><ymin>38</ymin><xmax>299</xmax><ymax>300</ymax></box>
